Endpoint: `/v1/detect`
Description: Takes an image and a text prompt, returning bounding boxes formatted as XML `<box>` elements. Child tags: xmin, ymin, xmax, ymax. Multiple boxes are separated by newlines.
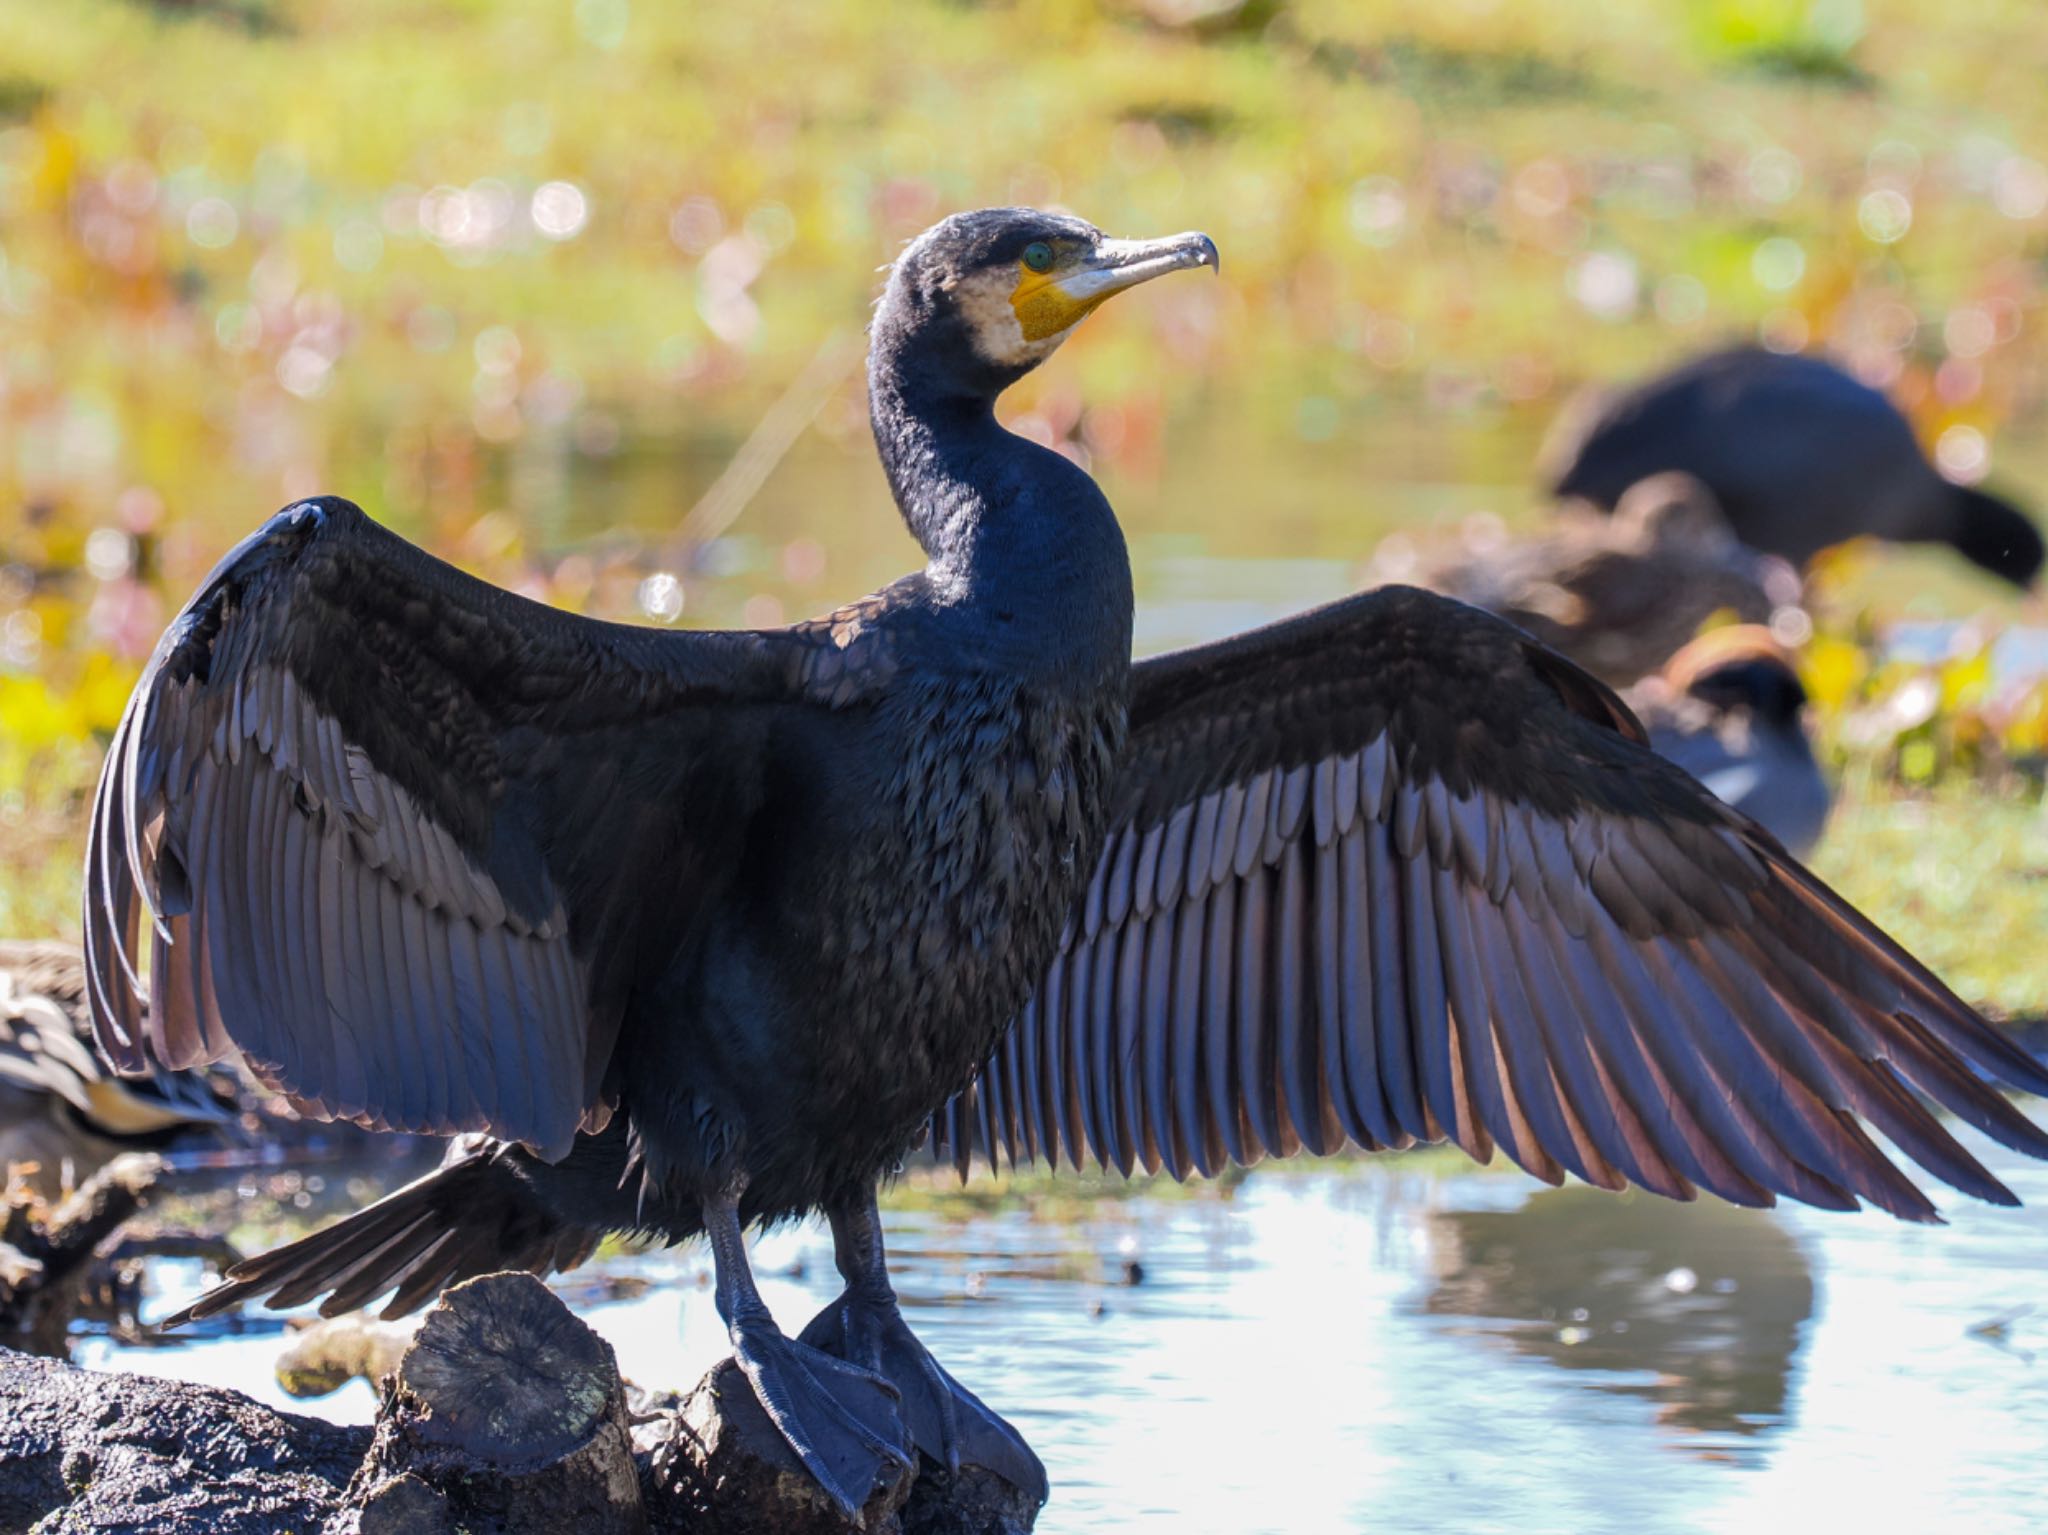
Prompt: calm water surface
<box><xmin>75</xmin><ymin>1139</ymin><xmax>2048</xmax><ymax>1535</ymax></box>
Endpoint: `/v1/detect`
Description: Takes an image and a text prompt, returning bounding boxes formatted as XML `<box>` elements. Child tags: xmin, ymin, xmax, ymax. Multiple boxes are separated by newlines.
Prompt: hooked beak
<box><xmin>1012</xmin><ymin>231</ymin><xmax>1220</xmax><ymax>341</ymax></box>
<box><xmin>1057</xmin><ymin>231</ymin><xmax>1221</xmax><ymax>300</ymax></box>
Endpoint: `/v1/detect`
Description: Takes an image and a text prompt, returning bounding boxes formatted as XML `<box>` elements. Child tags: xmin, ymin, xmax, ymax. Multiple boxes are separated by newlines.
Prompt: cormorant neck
<box><xmin>867</xmin><ymin>342</ymin><xmax>1133</xmax><ymax>670</ymax></box>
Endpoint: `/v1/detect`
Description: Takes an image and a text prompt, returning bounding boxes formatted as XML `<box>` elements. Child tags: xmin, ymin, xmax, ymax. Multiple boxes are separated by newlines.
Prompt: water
<box><xmin>68</xmin><ymin>1136</ymin><xmax>2048</xmax><ymax>1534</ymax></box>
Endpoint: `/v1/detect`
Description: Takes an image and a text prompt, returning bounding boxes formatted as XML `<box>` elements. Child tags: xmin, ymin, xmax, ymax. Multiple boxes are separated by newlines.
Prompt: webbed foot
<box><xmin>800</xmin><ymin>1290</ymin><xmax>1048</xmax><ymax>1505</ymax></box>
<box><xmin>730</xmin><ymin>1313</ymin><xmax>915</xmax><ymax>1520</ymax></box>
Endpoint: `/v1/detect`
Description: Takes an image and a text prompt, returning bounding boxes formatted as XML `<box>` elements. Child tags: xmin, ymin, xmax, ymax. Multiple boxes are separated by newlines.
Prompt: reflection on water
<box><xmin>62</xmin><ymin>1135</ymin><xmax>2048</xmax><ymax>1535</ymax></box>
<box><xmin>1423</xmin><ymin>1188</ymin><xmax>1813</xmax><ymax>1456</ymax></box>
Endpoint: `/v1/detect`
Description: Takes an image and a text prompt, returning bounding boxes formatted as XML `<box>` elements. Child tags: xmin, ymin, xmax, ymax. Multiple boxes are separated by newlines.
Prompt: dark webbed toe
<box><xmin>800</xmin><ymin>1292</ymin><xmax>1048</xmax><ymax>1505</ymax></box>
<box><xmin>730</xmin><ymin>1317</ymin><xmax>915</xmax><ymax>1519</ymax></box>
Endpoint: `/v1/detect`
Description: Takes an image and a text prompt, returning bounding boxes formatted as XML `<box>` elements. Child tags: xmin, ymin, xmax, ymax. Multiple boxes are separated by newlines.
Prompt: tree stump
<box><xmin>645</xmin><ymin>1358</ymin><xmax>917</xmax><ymax>1535</ymax></box>
<box><xmin>348</xmin><ymin>1272</ymin><xmax>646</xmax><ymax>1534</ymax></box>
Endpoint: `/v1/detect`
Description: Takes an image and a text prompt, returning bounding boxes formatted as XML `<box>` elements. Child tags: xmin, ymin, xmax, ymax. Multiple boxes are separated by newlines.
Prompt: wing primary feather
<box><xmin>1431</xmin><ymin>867</ymin><xmax>1559</xmax><ymax>1183</ymax></box>
<box><xmin>1032</xmin><ymin>963</ymin><xmax>1063</xmax><ymax>1170</ymax></box>
<box><xmin>1387</xmin><ymin>824</ymin><xmax>1442</xmax><ymax>1145</ymax></box>
<box><xmin>1139</xmin><ymin>911</ymin><xmax>1177</xmax><ymax>1176</ymax></box>
<box><xmin>1308</xmin><ymin>833</ymin><xmax>1372</xmax><ymax>1150</ymax></box>
<box><xmin>1087</xmin><ymin>933</ymin><xmax>1119</xmax><ymax>1174</ymax></box>
<box><xmin>1575</xmin><ymin>916</ymin><xmax>1781</xmax><ymax>1208</ymax></box>
<box><xmin>1204</xmin><ymin>878</ymin><xmax>1248</xmax><ymax>1167</ymax></box>
<box><xmin>1466</xmin><ymin>875</ymin><xmax>1589</xmax><ymax>1187</ymax></box>
<box><xmin>1171</xmin><ymin>896</ymin><xmax>1212</xmax><ymax>1177</ymax></box>
<box><xmin>1869</xmin><ymin>1009</ymin><xmax>2048</xmax><ymax>1161</ymax></box>
<box><xmin>1692</xmin><ymin>935</ymin><xmax>1992</xmax><ymax>1211</ymax></box>
<box><xmin>1633</xmin><ymin>937</ymin><xmax>1870</xmax><ymax>1212</ymax></box>
<box><xmin>1331</xmin><ymin>826</ymin><xmax>1397</xmax><ymax>1149</ymax></box>
<box><xmin>1016</xmin><ymin>994</ymin><xmax>1044</xmax><ymax>1169</ymax></box>
<box><xmin>1002</xmin><ymin>994</ymin><xmax>1029</xmax><ymax>1168</ymax></box>
<box><xmin>1063</xmin><ymin>943</ymin><xmax>1094</xmax><ymax>1170</ymax></box>
<box><xmin>1274</xmin><ymin>838</ymin><xmax>1328</xmax><ymax>1155</ymax></box>
<box><xmin>1234</xmin><ymin>866</ymin><xmax>1286</xmax><ymax>1158</ymax></box>
<box><xmin>1500</xmin><ymin>898</ymin><xmax>1657</xmax><ymax>1192</ymax></box>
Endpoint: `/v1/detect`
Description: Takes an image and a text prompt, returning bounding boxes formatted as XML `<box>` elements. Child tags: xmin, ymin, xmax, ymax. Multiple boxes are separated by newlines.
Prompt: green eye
<box><xmin>1021</xmin><ymin>241</ymin><xmax>1055</xmax><ymax>274</ymax></box>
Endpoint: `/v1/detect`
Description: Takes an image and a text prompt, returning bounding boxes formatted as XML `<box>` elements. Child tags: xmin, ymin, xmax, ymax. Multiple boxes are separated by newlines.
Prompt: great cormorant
<box><xmin>84</xmin><ymin>211</ymin><xmax>2048</xmax><ymax>1518</ymax></box>
<box><xmin>1</xmin><ymin>940</ymin><xmax>234</xmax><ymax>1197</ymax></box>
<box><xmin>1627</xmin><ymin>626</ymin><xmax>1832</xmax><ymax>859</ymax></box>
<box><xmin>1545</xmin><ymin>346</ymin><xmax>2045</xmax><ymax>588</ymax></box>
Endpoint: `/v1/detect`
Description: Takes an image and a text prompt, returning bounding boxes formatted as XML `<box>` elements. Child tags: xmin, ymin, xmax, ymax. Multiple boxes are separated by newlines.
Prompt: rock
<box><xmin>645</xmin><ymin>1358</ymin><xmax>916</xmax><ymax>1535</ymax></box>
<box><xmin>349</xmin><ymin>1272</ymin><xmax>645</xmax><ymax>1534</ymax></box>
<box><xmin>1</xmin><ymin>1265</ymin><xmax>1041</xmax><ymax>1535</ymax></box>
<box><xmin>0</xmin><ymin>1345</ymin><xmax>368</xmax><ymax>1534</ymax></box>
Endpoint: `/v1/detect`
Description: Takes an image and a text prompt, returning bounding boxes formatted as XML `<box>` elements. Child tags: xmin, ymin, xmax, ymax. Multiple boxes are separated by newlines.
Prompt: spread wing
<box><xmin>85</xmin><ymin>497</ymin><xmax>875</xmax><ymax>1160</ymax></box>
<box><xmin>937</xmin><ymin>586</ymin><xmax>2048</xmax><ymax>1220</ymax></box>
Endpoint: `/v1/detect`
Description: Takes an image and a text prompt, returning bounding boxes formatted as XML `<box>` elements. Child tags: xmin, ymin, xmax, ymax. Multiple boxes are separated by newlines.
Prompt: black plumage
<box><xmin>83</xmin><ymin>211</ymin><xmax>2048</xmax><ymax>1517</ymax></box>
<box><xmin>1546</xmin><ymin>345</ymin><xmax>2044</xmax><ymax>588</ymax></box>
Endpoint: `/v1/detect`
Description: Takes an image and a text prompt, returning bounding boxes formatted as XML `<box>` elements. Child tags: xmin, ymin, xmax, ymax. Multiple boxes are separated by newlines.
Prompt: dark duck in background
<box><xmin>85</xmin><ymin>211</ymin><xmax>2048</xmax><ymax>1520</ymax></box>
<box><xmin>1544</xmin><ymin>345</ymin><xmax>2044</xmax><ymax>589</ymax></box>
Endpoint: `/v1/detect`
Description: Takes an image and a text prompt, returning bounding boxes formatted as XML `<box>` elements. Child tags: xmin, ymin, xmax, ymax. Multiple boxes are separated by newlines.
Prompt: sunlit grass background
<box><xmin>6</xmin><ymin>0</ymin><xmax>2048</xmax><ymax>1007</ymax></box>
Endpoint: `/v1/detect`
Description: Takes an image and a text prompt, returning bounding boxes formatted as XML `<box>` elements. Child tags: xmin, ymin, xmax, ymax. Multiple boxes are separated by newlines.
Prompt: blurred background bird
<box><xmin>0</xmin><ymin>939</ymin><xmax>237</xmax><ymax>1199</ymax></box>
<box><xmin>1625</xmin><ymin>625</ymin><xmax>1833</xmax><ymax>858</ymax></box>
<box><xmin>1542</xmin><ymin>346</ymin><xmax>2046</xmax><ymax>591</ymax></box>
<box><xmin>1364</xmin><ymin>471</ymin><xmax>1807</xmax><ymax>688</ymax></box>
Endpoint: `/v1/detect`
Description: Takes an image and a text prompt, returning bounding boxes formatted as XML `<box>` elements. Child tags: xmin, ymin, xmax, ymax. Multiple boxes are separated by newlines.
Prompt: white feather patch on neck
<box><xmin>950</xmin><ymin>267</ymin><xmax>1076</xmax><ymax>369</ymax></box>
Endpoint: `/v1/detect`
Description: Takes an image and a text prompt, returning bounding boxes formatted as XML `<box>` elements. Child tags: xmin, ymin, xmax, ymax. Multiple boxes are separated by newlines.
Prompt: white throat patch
<box><xmin>949</xmin><ymin>266</ymin><xmax>1076</xmax><ymax>370</ymax></box>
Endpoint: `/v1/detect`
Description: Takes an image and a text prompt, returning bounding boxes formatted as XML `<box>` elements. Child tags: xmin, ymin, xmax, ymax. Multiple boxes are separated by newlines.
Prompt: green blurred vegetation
<box><xmin>7</xmin><ymin>0</ymin><xmax>2048</xmax><ymax>1008</ymax></box>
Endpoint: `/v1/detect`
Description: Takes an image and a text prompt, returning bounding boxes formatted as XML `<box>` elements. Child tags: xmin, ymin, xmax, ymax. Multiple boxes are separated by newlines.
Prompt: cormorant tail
<box><xmin>162</xmin><ymin>1144</ymin><xmax>599</xmax><ymax>1326</ymax></box>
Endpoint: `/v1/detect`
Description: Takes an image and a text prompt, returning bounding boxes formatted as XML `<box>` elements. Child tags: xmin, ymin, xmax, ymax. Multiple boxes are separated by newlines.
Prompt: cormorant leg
<box><xmin>798</xmin><ymin>1183</ymin><xmax>1048</xmax><ymax>1503</ymax></box>
<box><xmin>704</xmin><ymin>1182</ymin><xmax>912</xmax><ymax>1518</ymax></box>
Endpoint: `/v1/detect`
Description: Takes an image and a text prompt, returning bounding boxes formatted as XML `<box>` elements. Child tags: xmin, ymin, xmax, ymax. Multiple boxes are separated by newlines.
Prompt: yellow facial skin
<box><xmin>1006</xmin><ymin>232</ymin><xmax>1221</xmax><ymax>344</ymax></box>
<box><xmin>1010</xmin><ymin>249</ymin><xmax>1098</xmax><ymax>343</ymax></box>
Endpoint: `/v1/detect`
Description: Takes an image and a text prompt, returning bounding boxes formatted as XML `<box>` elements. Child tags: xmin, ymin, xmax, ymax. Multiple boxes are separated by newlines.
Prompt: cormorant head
<box><xmin>873</xmin><ymin>208</ymin><xmax>1218</xmax><ymax>400</ymax></box>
